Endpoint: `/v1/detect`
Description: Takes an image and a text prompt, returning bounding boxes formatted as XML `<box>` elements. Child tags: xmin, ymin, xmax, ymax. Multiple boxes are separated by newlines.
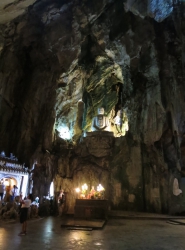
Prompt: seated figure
<box><xmin>91</xmin><ymin>107</ymin><xmax>110</xmax><ymax>131</ymax></box>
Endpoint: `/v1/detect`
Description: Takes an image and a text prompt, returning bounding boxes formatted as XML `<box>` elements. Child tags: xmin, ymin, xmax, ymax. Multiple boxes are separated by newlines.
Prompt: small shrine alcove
<box><xmin>0</xmin><ymin>152</ymin><xmax>29</xmax><ymax>199</ymax></box>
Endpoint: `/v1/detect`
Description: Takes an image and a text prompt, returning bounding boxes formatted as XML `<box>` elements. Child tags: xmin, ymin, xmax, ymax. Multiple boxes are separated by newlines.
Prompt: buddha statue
<box><xmin>91</xmin><ymin>107</ymin><xmax>110</xmax><ymax>131</ymax></box>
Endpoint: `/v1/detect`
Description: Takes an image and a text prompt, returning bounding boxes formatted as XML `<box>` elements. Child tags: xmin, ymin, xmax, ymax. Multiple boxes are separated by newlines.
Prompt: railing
<box><xmin>0</xmin><ymin>165</ymin><xmax>28</xmax><ymax>174</ymax></box>
<box><xmin>0</xmin><ymin>153</ymin><xmax>29</xmax><ymax>174</ymax></box>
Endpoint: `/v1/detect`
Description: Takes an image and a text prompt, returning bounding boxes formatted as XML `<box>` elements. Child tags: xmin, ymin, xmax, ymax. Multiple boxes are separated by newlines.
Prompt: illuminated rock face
<box><xmin>0</xmin><ymin>0</ymin><xmax>185</xmax><ymax>214</ymax></box>
<box><xmin>0</xmin><ymin>0</ymin><xmax>37</xmax><ymax>24</ymax></box>
<box><xmin>124</xmin><ymin>0</ymin><xmax>173</xmax><ymax>22</ymax></box>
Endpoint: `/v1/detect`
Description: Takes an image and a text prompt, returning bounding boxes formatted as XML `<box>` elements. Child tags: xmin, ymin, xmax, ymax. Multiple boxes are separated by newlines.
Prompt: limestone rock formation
<box><xmin>0</xmin><ymin>0</ymin><xmax>185</xmax><ymax>214</ymax></box>
<box><xmin>0</xmin><ymin>0</ymin><xmax>37</xmax><ymax>24</ymax></box>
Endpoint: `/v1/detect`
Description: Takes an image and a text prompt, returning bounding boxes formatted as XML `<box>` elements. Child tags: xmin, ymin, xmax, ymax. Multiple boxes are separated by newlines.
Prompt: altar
<box><xmin>74</xmin><ymin>199</ymin><xmax>109</xmax><ymax>220</ymax></box>
<box><xmin>72</xmin><ymin>107</ymin><xmax>111</xmax><ymax>221</ymax></box>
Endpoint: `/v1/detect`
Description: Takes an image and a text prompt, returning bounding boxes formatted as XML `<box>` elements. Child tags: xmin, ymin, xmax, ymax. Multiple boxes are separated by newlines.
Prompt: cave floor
<box><xmin>1</xmin><ymin>213</ymin><xmax>185</xmax><ymax>250</ymax></box>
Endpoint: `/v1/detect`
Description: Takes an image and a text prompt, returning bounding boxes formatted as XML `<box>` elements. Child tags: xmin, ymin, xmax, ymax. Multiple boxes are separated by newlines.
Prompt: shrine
<box><xmin>0</xmin><ymin>151</ymin><xmax>29</xmax><ymax>200</ymax></box>
<box><xmin>69</xmin><ymin>108</ymin><xmax>112</xmax><ymax>221</ymax></box>
<box><xmin>74</xmin><ymin>184</ymin><xmax>109</xmax><ymax>220</ymax></box>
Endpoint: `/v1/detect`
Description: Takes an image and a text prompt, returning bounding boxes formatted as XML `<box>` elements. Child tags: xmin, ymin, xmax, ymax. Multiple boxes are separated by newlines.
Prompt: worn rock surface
<box><xmin>0</xmin><ymin>0</ymin><xmax>185</xmax><ymax>214</ymax></box>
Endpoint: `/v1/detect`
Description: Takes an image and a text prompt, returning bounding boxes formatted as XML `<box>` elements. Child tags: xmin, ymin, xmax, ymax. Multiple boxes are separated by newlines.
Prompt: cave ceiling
<box><xmin>0</xmin><ymin>0</ymin><xmax>185</xmax><ymax>177</ymax></box>
<box><xmin>0</xmin><ymin>0</ymin><xmax>173</xmax><ymax>25</ymax></box>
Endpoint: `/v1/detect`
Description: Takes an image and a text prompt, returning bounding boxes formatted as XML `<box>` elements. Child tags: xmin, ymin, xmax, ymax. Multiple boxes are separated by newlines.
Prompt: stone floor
<box><xmin>1</xmin><ymin>214</ymin><xmax>185</xmax><ymax>250</ymax></box>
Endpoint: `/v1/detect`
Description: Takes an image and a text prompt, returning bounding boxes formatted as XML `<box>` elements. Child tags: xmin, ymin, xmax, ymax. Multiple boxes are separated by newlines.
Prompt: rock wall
<box><xmin>0</xmin><ymin>0</ymin><xmax>185</xmax><ymax>214</ymax></box>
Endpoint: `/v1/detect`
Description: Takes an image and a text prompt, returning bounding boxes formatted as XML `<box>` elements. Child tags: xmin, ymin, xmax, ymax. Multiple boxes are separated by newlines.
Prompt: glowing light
<box><xmin>82</xmin><ymin>183</ymin><xmax>88</xmax><ymax>191</ymax></box>
<box><xmin>57</xmin><ymin>125</ymin><xmax>71</xmax><ymax>140</ymax></box>
<box><xmin>94</xmin><ymin>242</ymin><xmax>102</xmax><ymax>246</ymax></box>
<box><xmin>97</xmin><ymin>184</ymin><xmax>104</xmax><ymax>192</ymax></box>
<box><xmin>4</xmin><ymin>180</ymin><xmax>9</xmax><ymax>186</ymax></box>
<box><xmin>49</xmin><ymin>182</ymin><xmax>54</xmax><ymax>197</ymax></box>
<box><xmin>75</xmin><ymin>187</ymin><xmax>80</xmax><ymax>193</ymax></box>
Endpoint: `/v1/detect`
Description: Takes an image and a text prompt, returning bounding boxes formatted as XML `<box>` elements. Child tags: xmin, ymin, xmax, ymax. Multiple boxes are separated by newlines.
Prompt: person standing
<box><xmin>18</xmin><ymin>192</ymin><xmax>23</xmax><ymax>214</ymax></box>
<box><xmin>0</xmin><ymin>181</ymin><xmax>5</xmax><ymax>201</ymax></box>
<box><xmin>10</xmin><ymin>185</ymin><xmax>18</xmax><ymax>202</ymax></box>
<box><xmin>4</xmin><ymin>185</ymin><xmax>11</xmax><ymax>202</ymax></box>
<box><xmin>57</xmin><ymin>190</ymin><xmax>65</xmax><ymax>217</ymax></box>
<box><xmin>19</xmin><ymin>194</ymin><xmax>32</xmax><ymax>236</ymax></box>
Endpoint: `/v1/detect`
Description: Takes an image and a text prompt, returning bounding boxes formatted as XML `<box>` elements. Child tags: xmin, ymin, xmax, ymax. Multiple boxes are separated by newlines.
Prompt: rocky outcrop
<box><xmin>0</xmin><ymin>0</ymin><xmax>185</xmax><ymax>214</ymax></box>
<box><xmin>0</xmin><ymin>0</ymin><xmax>37</xmax><ymax>24</ymax></box>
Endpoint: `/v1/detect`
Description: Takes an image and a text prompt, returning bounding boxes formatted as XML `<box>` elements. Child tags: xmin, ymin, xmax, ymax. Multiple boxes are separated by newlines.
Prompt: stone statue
<box><xmin>114</xmin><ymin>109</ymin><xmax>129</xmax><ymax>136</ymax></box>
<box><xmin>91</xmin><ymin>107</ymin><xmax>110</xmax><ymax>131</ymax></box>
<box><xmin>173</xmin><ymin>178</ymin><xmax>182</xmax><ymax>196</ymax></box>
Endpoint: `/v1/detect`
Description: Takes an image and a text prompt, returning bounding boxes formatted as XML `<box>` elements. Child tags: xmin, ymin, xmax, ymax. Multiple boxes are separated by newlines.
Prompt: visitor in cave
<box><xmin>10</xmin><ymin>185</ymin><xmax>18</xmax><ymax>202</ymax></box>
<box><xmin>0</xmin><ymin>181</ymin><xmax>5</xmax><ymax>201</ymax></box>
<box><xmin>57</xmin><ymin>189</ymin><xmax>65</xmax><ymax>217</ymax></box>
<box><xmin>18</xmin><ymin>192</ymin><xmax>23</xmax><ymax>214</ymax></box>
<box><xmin>19</xmin><ymin>194</ymin><xmax>32</xmax><ymax>236</ymax></box>
<box><xmin>4</xmin><ymin>185</ymin><xmax>11</xmax><ymax>202</ymax></box>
